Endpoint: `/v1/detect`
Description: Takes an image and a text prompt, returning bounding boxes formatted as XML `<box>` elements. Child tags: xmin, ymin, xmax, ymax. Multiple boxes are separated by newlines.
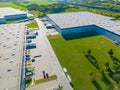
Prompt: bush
<box><xmin>92</xmin><ymin>79</ymin><xmax>102</xmax><ymax>90</ymax></box>
<box><xmin>26</xmin><ymin>77</ymin><xmax>32</xmax><ymax>84</ymax></box>
<box><xmin>87</xmin><ymin>49</ymin><xmax>92</xmax><ymax>54</ymax></box>
<box><xmin>113</xmin><ymin>65</ymin><xmax>120</xmax><ymax>73</ymax></box>
<box><xmin>108</xmin><ymin>49</ymin><xmax>113</xmax><ymax>56</ymax></box>
<box><xmin>112</xmin><ymin>74</ymin><xmax>120</xmax><ymax>83</ymax></box>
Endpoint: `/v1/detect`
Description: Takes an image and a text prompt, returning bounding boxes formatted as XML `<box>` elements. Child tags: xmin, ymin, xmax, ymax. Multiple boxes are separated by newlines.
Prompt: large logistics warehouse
<box><xmin>46</xmin><ymin>12</ymin><xmax>120</xmax><ymax>42</ymax></box>
<box><xmin>0</xmin><ymin>7</ymin><xmax>27</xmax><ymax>24</ymax></box>
<box><xmin>0</xmin><ymin>23</ymin><xmax>25</xmax><ymax>90</ymax></box>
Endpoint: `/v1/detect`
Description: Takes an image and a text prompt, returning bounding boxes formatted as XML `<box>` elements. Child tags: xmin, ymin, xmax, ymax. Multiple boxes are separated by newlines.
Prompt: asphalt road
<box><xmin>36</xmin><ymin>18</ymin><xmax>73</xmax><ymax>90</ymax></box>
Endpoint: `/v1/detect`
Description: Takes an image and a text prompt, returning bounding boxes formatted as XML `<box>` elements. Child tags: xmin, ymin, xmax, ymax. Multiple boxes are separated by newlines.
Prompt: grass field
<box><xmin>0</xmin><ymin>2</ymin><xmax>27</xmax><ymax>10</ymax></box>
<box><xmin>35</xmin><ymin>75</ymin><xmax>57</xmax><ymax>85</ymax></box>
<box><xmin>20</xmin><ymin>1</ymin><xmax>56</xmax><ymax>6</ymax></box>
<box><xmin>48</xmin><ymin>31</ymin><xmax>120</xmax><ymax>90</ymax></box>
<box><xmin>26</xmin><ymin>21</ymin><xmax>38</xmax><ymax>29</ymax></box>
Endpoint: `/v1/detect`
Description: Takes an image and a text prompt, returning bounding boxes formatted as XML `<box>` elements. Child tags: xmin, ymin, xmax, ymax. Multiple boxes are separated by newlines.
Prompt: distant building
<box><xmin>0</xmin><ymin>7</ymin><xmax>27</xmax><ymax>24</ymax></box>
<box><xmin>99</xmin><ymin>0</ymin><xmax>120</xmax><ymax>2</ymax></box>
<box><xmin>0</xmin><ymin>0</ymin><xmax>28</xmax><ymax>2</ymax></box>
<box><xmin>47</xmin><ymin>12</ymin><xmax>120</xmax><ymax>42</ymax></box>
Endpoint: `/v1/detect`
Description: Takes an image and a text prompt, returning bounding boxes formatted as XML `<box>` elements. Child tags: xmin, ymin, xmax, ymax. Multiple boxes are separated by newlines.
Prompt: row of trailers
<box><xmin>26</xmin><ymin>30</ymin><xmax>38</xmax><ymax>49</ymax></box>
<box><xmin>25</xmin><ymin>29</ymin><xmax>38</xmax><ymax>87</ymax></box>
<box><xmin>47</xmin><ymin>20</ymin><xmax>120</xmax><ymax>44</ymax></box>
<box><xmin>20</xmin><ymin>29</ymin><xmax>38</xmax><ymax>90</ymax></box>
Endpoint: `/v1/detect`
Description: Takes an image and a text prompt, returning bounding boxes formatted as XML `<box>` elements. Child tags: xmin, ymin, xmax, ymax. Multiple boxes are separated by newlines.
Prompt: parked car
<box><xmin>32</xmin><ymin>58</ymin><xmax>35</xmax><ymax>62</ymax></box>
<box><xmin>9</xmin><ymin>60</ymin><xmax>14</xmax><ymax>63</ymax></box>
<box><xmin>26</xmin><ymin>57</ymin><xmax>30</xmax><ymax>60</ymax></box>
<box><xmin>26</xmin><ymin>54</ymin><xmax>30</xmax><ymax>57</ymax></box>
<box><xmin>27</xmin><ymin>39</ymin><xmax>32</xmax><ymax>43</ymax></box>
<box><xmin>7</xmin><ymin>68</ymin><xmax>12</xmax><ymax>72</ymax></box>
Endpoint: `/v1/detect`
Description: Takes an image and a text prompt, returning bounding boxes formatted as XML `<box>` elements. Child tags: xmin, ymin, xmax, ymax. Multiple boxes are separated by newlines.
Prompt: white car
<box><xmin>9</xmin><ymin>60</ymin><xmax>14</xmax><ymax>63</ymax></box>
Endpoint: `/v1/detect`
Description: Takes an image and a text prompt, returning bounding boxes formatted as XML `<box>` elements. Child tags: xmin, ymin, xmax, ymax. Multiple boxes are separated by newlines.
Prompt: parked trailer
<box><xmin>63</xmin><ymin>68</ymin><xmax>72</xmax><ymax>83</ymax></box>
<box><xmin>26</xmin><ymin>34</ymin><xmax>36</xmax><ymax>39</ymax></box>
<box><xmin>26</xmin><ymin>43</ymin><xmax>36</xmax><ymax>49</ymax></box>
<box><xmin>27</xmin><ymin>30</ymin><xmax>38</xmax><ymax>35</ymax></box>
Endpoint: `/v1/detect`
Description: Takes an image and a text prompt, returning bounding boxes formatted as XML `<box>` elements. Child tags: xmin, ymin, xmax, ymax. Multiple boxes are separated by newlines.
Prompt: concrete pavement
<box><xmin>35</xmin><ymin>18</ymin><xmax>73</xmax><ymax>90</ymax></box>
<box><xmin>27</xmin><ymin>80</ymin><xmax>58</xmax><ymax>90</ymax></box>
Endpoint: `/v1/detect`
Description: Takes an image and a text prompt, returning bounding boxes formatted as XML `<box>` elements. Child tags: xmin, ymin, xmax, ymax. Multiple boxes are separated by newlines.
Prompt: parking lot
<box><xmin>26</xmin><ymin>18</ymin><xmax>73</xmax><ymax>90</ymax></box>
<box><xmin>28</xmin><ymin>28</ymin><xmax>56</xmax><ymax>80</ymax></box>
<box><xmin>0</xmin><ymin>24</ymin><xmax>25</xmax><ymax>90</ymax></box>
<box><xmin>25</xmin><ymin>21</ymin><xmax>60</xmax><ymax>90</ymax></box>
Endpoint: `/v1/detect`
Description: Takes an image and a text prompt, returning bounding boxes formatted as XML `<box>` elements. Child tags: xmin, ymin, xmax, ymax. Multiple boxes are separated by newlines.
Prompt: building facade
<box><xmin>47</xmin><ymin>12</ymin><xmax>120</xmax><ymax>42</ymax></box>
<box><xmin>0</xmin><ymin>7</ymin><xmax>27</xmax><ymax>24</ymax></box>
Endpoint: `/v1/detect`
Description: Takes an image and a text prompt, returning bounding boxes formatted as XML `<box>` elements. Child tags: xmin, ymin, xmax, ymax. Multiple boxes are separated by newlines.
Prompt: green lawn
<box><xmin>48</xmin><ymin>31</ymin><xmax>120</xmax><ymax>90</ymax></box>
<box><xmin>6</xmin><ymin>18</ymin><xmax>27</xmax><ymax>24</ymax></box>
<box><xmin>0</xmin><ymin>2</ymin><xmax>27</xmax><ymax>10</ymax></box>
<box><xmin>0</xmin><ymin>2</ymin><xmax>11</xmax><ymax>7</ymax></box>
<box><xmin>65</xmin><ymin>8</ymin><xmax>83</xmax><ymax>12</ymax></box>
<box><xmin>20</xmin><ymin>1</ymin><xmax>56</xmax><ymax>6</ymax></box>
<box><xmin>35</xmin><ymin>75</ymin><xmax>57</xmax><ymax>85</ymax></box>
<box><xmin>26</xmin><ymin>21</ymin><xmax>38</xmax><ymax>29</ymax></box>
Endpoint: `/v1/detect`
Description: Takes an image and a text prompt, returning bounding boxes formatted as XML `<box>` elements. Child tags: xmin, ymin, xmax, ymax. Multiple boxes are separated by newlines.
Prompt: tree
<box><xmin>113</xmin><ymin>65</ymin><xmax>120</xmax><ymax>72</ymax></box>
<box><xmin>87</xmin><ymin>49</ymin><xmax>92</xmax><ymax>55</ymax></box>
<box><xmin>105</xmin><ymin>62</ymin><xmax>109</xmax><ymax>70</ymax></box>
<box><xmin>108</xmin><ymin>49</ymin><xmax>113</xmax><ymax>56</ymax></box>
<box><xmin>26</xmin><ymin>4</ymin><xmax>39</xmax><ymax>11</ymax></box>
<box><xmin>113</xmin><ymin>74</ymin><xmax>120</xmax><ymax>83</ymax></box>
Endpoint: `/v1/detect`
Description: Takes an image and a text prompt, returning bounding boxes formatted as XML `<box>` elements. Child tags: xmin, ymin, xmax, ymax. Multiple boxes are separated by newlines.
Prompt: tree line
<box><xmin>26</xmin><ymin>3</ymin><xmax>69</xmax><ymax>13</ymax></box>
<box><xmin>26</xmin><ymin>2</ymin><xmax>120</xmax><ymax>19</ymax></box>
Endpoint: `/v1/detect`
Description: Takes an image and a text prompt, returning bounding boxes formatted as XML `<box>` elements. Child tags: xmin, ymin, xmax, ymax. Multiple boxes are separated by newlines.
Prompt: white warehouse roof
<box><xmin>47</xmin><ymin>12</ymin><xmax>120</xmax><ymax>35</ymax></box>
<box><xmin>0</xmin><ymin>7</ymin><xmax>27</xmax><ymax>18</ymax></box>
<box><xmin>0</xmin><ymin>23</ymin><xmax>25</xmax><ymax>90</ymax></box>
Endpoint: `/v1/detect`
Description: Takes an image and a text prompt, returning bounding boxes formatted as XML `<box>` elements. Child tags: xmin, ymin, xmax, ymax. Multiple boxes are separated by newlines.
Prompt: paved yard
<box><xmin>26</xmin><ymin>18</ymin><xmax>72</xmax><ymax>90</ymax></box>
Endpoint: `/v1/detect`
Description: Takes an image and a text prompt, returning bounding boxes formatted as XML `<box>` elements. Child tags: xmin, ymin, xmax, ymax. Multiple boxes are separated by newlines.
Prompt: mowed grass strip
<box><xmin>35</xmin><ymin>75</ymin><xmax>57</xmax><ymax>85</ymax></box>
<box><xmin>48</xmin><ymin>31</ymin><xmax>120</xmax><ymax>90</ymax></box>
<box><xmin>26</xmin><ymin>21</ymin><xmax>38</xmax><ymax>29</ymax></box>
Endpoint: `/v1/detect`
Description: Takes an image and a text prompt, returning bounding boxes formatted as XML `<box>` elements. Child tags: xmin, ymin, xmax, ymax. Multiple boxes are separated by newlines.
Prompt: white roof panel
<box><xmin>0</xmin><ymin>7</ymin><xmax>26</xmax><ymax>18</ymax></box>
<box><xmin>0</xmin><ymin>23</ymin><xmax>25</xmax><ymax>90</ymax></box>
<box><xmin>47</xmin><ymin>12</ymin><xmax>120</xmax><ymax>35</ymax></box>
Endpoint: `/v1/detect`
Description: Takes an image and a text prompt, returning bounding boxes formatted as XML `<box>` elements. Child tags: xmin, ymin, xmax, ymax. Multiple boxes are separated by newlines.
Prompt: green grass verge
<box><xmin>48</xmin><ymin>31</ymin><xmax>120</xmax><ymax>90</ymax></box>
<box><xmin>0</xmin><ymin>2</ymin><xmax>27</xmax><ymax>10</ymax></box>
<box><xmin>35</xmin><ymin>75</ymin><xmax>57</xmax><ymax>85</ymax></box>
<box><xmin>26</xmin><ymin>21</ymin><xmax>38</xmax><ymax>29</ymax></box>
<box><xmin>6</xmin><ymin>18</ymin><xmax>27</xmax><ymax>24</ymax></box>
<box><xmin>59</xmin><ymin>86</ymin><xmax>63</xmax><ymax>90</ymax></box>
<box><xmin>26</xmin><ymin>81</ymin><xmax>32</xmax><ymax>87</ymax></box>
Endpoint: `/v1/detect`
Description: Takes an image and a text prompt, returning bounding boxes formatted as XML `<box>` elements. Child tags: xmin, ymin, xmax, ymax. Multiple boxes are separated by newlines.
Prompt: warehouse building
<box><xmin>46</xmin><ymin>12</ymin><xmax>120</xmax><ymax>42</ymax></box>
<box><xmin>0</xmin><ymin>23</ymin><xmax>26</xmax><ymax>90</ymax></box>
<box><xmin>0</xmin><ymin>17</ymin><xmax>6</xmax><ymax>24</ymax></box>
<box><xmin>0</xmin><ymin>7</ymin><xmax>27</xmax><ymax>24</ymax></box>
